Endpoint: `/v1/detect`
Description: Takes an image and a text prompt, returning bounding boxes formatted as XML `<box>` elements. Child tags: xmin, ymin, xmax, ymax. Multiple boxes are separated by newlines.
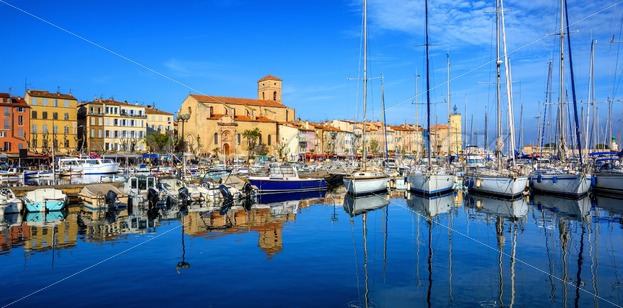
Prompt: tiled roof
<box><xmin>190</xmin><ymin>94</ymin><xmax>286</xmax><ymax>108</ymax></box>
<box><xmin>92</xmin><ymin>98</ymin><xmax>144</xmax><ymax>108</ymax></box>
<box><xmin>0</xmin><ymin>93</ymin><xmax>29</xmax><ymax>107</ymax></box>
<box><xmin>27</xmin><ymin>90</ymin><xmax>76</xmax><ymax>100</ymax></box>
<box><xmin>258</xmin><ymin>75</ymin><xmax>282</xmax><ymax>82</ymax></box>
<box><xmin>146</xmin><ymin>106</ymin><xmax>173</xmax><ymax>116</ymax></box>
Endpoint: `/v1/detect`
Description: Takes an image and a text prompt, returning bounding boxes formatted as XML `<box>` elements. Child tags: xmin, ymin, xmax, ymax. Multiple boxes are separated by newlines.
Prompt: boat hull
<box><xmin>529</xmin><ymin>172</ymin><xmax>590</xmax><ymax>197</ymax></box>
<box><xmin>343</xmin><ymin>172</ymin><xmax>389</xmax><ymax>195</ymax></box>
<box><xmin>23</xmin><ymin>188</ymin><xmax>67</xmax><ymax>212</ymax></box>
<box><xmin>407</xmin><ymin>173</ymin><xmax>455</xmax><ymax>195</ymax></box>
<box><xmin>248</xmin><ymin>177</ymin><xmax>327</xmax><ymax>193</ymax></box>
<box><xmin>464</xmin><ymin>174</ymin><xmax>528</xmax><ymax>199</ymax></box>
<box><xmin>593</xmin><ymin>172</ymin><xmax>623</xmax><ymax>194</ymax></box>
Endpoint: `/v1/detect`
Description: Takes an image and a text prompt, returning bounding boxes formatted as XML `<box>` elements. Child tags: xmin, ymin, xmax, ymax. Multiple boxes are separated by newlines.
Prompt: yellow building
<box><xmin>25</xmin><ymin>90</ymin><xmax>79</xmax><ymax>155</ymax></box>
<box><xmin>178</xmin><ymin>75</ymin><xmax>296</xmax><ymax>158</ymax></box>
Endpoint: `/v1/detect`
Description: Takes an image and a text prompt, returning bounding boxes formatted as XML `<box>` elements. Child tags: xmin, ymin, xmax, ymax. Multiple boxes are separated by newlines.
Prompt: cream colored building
<box><xmin>78</xmin><ymin>99</ymin><xmax>147</xmax><ymax>153</ymax></box>
<box><xmin>146</xmin><ymin>106</ymin><xmax>174</xmax><ymax>133</ymax></box>
<box><xmin>25</xmin><ymin>90</ymin><xmax>79</xmax><ymax>155</ymax></box>
<box><xmin>178</xmin><ymin>75</ymin><xmax>296</xmax><ymax>158</ymax></box>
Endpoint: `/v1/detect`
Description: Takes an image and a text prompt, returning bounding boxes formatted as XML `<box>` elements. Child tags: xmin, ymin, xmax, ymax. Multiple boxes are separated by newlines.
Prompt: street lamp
<box><xmin>176</xmin><ymin>111</ymin><xmax>190</xmax><ymax>180</ymax></box>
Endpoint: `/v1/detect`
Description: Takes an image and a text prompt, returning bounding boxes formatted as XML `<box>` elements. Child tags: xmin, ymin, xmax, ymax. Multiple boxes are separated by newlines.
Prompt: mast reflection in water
<box><xmin>1</xmin><ymin>191</ymin><xmax>622</xmax><ymax>307</ymax></box>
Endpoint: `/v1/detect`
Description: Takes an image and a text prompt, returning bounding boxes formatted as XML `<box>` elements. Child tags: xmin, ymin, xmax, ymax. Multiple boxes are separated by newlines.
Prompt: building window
<box><xmin>3</xmin><ymin>120</ymin><xmax>8</xmax><ymax>129</ymax></box>
<box><xmin>42</xmin><ymin>112</ymin><xmax>48</xmax><ymax>119</ymax></box>
<box><xmin>31</xmin><ymin>98</ymin><xmax>37</xmax><ymax>105</ymax></box>
<box><xmin>273</xmin><ymin>91</ymin><xmax>277</xmax><ymax>101</ymax></box>
<box><xmin>53</xmin><ymin>99</ymin><xmax>58</xmax><ymax>107</ymax></box>
<box><xmin>32</xmin><ymin>125</ymin><xmax>37</xmax><ymax>133</ymax></box>
<box><xmin>42</xmin><ymin>125</ymin><xmax>48</xmax><ymax>133</ymax></box>
<box><xmin>64</xmin><ymin>139</ymin><xmax>69</xmax><ymax>147</ymax></box>
<box><xmin>64</xmin><ymin>126</ymin><xmax>69</xmax><ymax>134</ymax></box>
<box><xmin>64</xmin><ymin>113</ymin><xmax>69</xmax><ymax>120</ymax></box>
<box><xmin>268</xmin><ymin>134</ymin><xmax>271</xmax><ymax>146</ymax></box>
<box><xmin>0</xmin><ymin>132</ymin><xmax>5</xmax><ymax>137</ymax></box>
<box><xmin>4</xmin><ymin>107</ymin><xmax>9</xmax><ymax>116</ymax></box>
<box><xmin>42</xmin><ymin>98</ymin><xmax>48</xmax><ymax>106</ymax></box>
<box><xmin>18</xmin><ymin>129</ymin><xmax>24</xmax><ymax>137</ymax></box>
<box><xmin>17</xmin><ymin>116</ymin><xmax>23</xmax><ymax>126</ymax></box>
<box><xmin>237</xmin><ymin>134</ymin><xmax>241</xmax><ymax>145</ymax></box>
<box><xmin>65</xmin><ymin>100</ymin><xmax>69</xmax><ymax>107</ymax></box>
<box><xmin>18</xmin><ymin>143</ymin><xmax>23</xmax><ymax>150</ymax></box>
<box><xmin>3</xmin><ymin>142</ymin><xmax>10</xmax><ymax>151</ymax></box>
<box><xmin>91</xmin><ymin>129</ymin><xmax>95</xmax><ymax>138</ymax></box>
<box><xmin>17</xmin><ymin>107</ymin><xmax>24</xmax><ymax>112</ymax></box>
<box><xmin>53</xmin><ymin>112</ymin><xmax>58</xmax><ymax>120</ymax></box>
<box><xmin>53</xmin><ymin>125</ymin><xmax>58</xmax><ymax>134</ymax></box>
<box><xmin>31</xmin><ymin>111</ymin><xmax>37</xmax><ymax>119</ymax></box>
<box><xmin>214</xmin><ymin>133</ymin><xmax>218</xmax><ymax>145</ymax></box>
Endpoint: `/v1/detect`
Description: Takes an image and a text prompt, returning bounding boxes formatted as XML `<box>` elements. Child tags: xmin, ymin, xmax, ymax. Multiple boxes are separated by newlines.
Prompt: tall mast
<box><xmin>362</xmin><ymin>0</ymin><xmax>368</xmax><ymax>171</ymax></box>
<box><xmin>495</xmin><ymin>0</ymin><xmax>503</xmax><ymax>170</ymax></box>
<box><xmin>425</xmin><ymin>0</ymin><xmax>432</xmax><ymax>170</ymax></box>
<box><xmin>501</xmin><ymin>0</ymin><xmax>517</xmax><ymax>167</ymax></box>
<box><xmin>381</xmin><ymin>76</ymin><xmax>388</xmax><ymax>159</ymax></box>
<box><xmin>564</xmin><ymin>0</ymin><xmax>584</xmax><ymax>165</ymax></box>
<box><xmin>558</xmin><ymin>0</ymin><xmax>567</xmax><ymax>161</ymax></box>
<box><xmin>447</xmin><ymin>52</ymin><xmax>451</xmax><ymax>122</ymax></box>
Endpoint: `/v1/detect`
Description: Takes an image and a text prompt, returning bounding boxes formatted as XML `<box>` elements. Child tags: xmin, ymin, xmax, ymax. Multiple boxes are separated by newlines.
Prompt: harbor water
<box><xmin>1</xmin><ymin>190</ymin><xmax>622</xmax><ymax>307</ymax></box>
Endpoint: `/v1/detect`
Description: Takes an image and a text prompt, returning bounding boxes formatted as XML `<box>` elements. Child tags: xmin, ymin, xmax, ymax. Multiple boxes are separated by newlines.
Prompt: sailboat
<box><xmin>342</xmin><ymin>0</ymin><xmax>390</xmax><ymax>195</ymax></box>
<box><xmin>463</xmin><ymin>0</ymin><xmax>528</xmax><ymax>198</ymax></box>
<box><xmin>528</xmin><ymin>0</ymin><xmax>591</xmax><ymax>198</ymax></box>
<box><xmin>406</xmin><ymin>0</ymin><xmax>455</xmax><ymax>196</ymax></box>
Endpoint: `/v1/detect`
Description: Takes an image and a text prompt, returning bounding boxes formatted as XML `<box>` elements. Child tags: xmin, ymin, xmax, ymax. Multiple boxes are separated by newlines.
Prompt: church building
<box><xmin>178</xmin><ymin>75</ymin><xmax>296</xmax><ymax>158</ymax></box>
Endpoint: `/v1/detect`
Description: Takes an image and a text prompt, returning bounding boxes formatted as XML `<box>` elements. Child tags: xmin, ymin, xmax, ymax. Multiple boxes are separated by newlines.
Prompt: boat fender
<box><xmin>537</xmin><ymin>174</ymin><xmax>542</xmax><ymax>183</ymax></box>
<box><xmin>591</xmin><ymin>176</ymin><xmax>596</xmax><ymax>187</ymax></box>
<box><xmin>528</xmin><ymin>178</ymin><xmax>533</xmax><ymax>187</ymax></box>
<box><xmin>476</xmin><ymin>179</ymin><xmax>482</xmax><ymax>188</ymax></box>
<box><xmin>552</xmin><ymin>176</ymin><xmax>558</xmax><ymax>184</ymax></box>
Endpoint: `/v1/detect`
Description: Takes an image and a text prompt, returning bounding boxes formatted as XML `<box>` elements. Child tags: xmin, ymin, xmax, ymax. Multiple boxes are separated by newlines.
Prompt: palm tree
<box><xmin>242</xmin><ymin>128</ymin><xmax>262</xmax><ymax>162</ymax></box>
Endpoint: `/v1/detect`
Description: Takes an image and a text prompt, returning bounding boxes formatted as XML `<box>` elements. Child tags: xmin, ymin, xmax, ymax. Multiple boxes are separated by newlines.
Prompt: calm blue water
<box><xmin>1</xmin><ymin>190</ymin><xmax>622</xmax><ymax>307</ymax></box>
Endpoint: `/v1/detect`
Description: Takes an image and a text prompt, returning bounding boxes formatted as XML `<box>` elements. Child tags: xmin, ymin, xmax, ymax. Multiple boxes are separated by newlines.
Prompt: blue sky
<box><xmin>1</xmin><ymin>0</ymin><xmax>622</xmax><ymax>149</ymax></box>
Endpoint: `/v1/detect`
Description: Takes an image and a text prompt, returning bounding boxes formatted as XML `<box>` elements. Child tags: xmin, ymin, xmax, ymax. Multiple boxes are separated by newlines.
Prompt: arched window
<box><xmin>214</xmin><ymin>133</ymin><xmax>218</xmax><ymax>145</ymax></box>
<box><xmin>273</xmin><ymin>91</ymin><xmax>277</xmax><ymax>101</ymax></box>
<box><xmin>262</xmin><ymin>92</ymin><xmax>265</xmax><ymax>100</ymax></box>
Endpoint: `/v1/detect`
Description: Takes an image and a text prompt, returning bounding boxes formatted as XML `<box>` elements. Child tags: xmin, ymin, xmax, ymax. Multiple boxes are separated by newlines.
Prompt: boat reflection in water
<box><xmin>256</xmin><ymin>190</ymin><xmax>327</xmax><ymax>206</ymax></box>
<box><xmin>531</xmin><ymin>193</ymin><xmax>591</xmax><ymax>221</ymax></box>
<box><xmin>406</xmin><ymin>192</ymin><xmax>455</xmax><ymax>219</ymax></box>
<box><xmin>343</xmin><ymin>192</ymin><xmax>390</xmax><ymax>217</ymax></box>
<box><xmin>465</xmin><ymin>193</ymin><xmax>529</xmax><ymax>220</ymax></box>
<box><xmin>344</xmin><ymin>191</ymin><xmax>390</xmax><ymax>308</ymax></box>
<box><xmin>593</xmin><ymin>192</ymin><xmax>623</xmax><ymax>217</ymax></box>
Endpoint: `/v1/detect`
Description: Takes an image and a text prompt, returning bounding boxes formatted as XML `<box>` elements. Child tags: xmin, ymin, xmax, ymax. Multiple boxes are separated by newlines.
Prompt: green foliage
<box><xmin>369</xmin><ymin>139</ymin><xmax>379</xmax><ymax>155</ymax></box>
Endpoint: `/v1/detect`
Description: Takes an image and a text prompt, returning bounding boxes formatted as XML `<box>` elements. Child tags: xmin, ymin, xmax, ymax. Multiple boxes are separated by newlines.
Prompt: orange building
<box><xmin>0</xmin><ymin>93</ymin><xmax>30</xmax><ymax>155</ymax></box>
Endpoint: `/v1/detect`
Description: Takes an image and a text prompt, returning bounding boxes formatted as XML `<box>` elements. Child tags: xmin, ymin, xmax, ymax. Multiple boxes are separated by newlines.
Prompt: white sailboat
<box><xmin>529</xmin><ymin>0</ymin><xmax>590</xmax><ymax>198</ymax></box>
<box><xmin>342</xmin><ymin>0</ymin><xmax>390</xmax><ymax>195</ymax></box>
<box><xmin>463</xmin><ymin>0</ymin><xmax>528</xmax><ymax>198</ymax></box>
<box><xmin>406</xmin><ymin>0</ymin><xmax>455</xmax><ymax>195</ymax></box>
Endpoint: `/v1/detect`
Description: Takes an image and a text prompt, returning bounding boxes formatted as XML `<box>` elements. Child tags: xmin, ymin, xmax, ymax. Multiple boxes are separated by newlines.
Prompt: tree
<box><xmin>369</xmin><ymin>139</ymin><xmax>379</xmax><ymax>156</ymax></box>
<box><xmin>242</xmin><ymin>128</ymin><xmax>262</xmax><ymax>160</ymax></box>
<box><xmin>275</xmin><ymin>141</ymin><xmax>290</xmax><ymax>161</ymax></box>
<box><xmin>145</xmin><ymin>133</ymin><xmax>171</xmax><ymax>153</ymax></box>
